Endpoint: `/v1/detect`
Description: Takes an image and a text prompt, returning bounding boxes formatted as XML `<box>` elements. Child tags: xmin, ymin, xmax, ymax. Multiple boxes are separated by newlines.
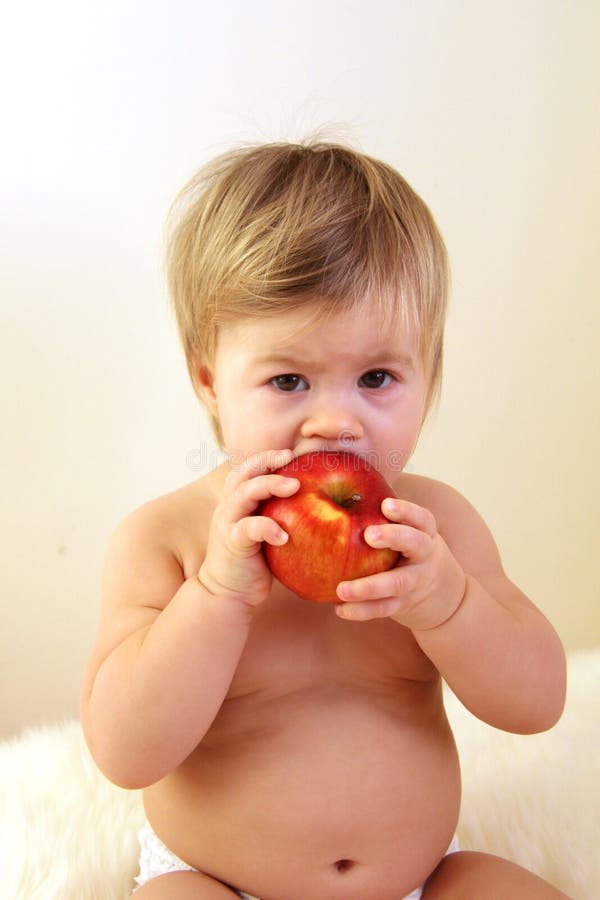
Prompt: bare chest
<box><xmin>227</xmin><ymin>582</ymin><xmax>437</xmax><ymax>699</ymax></box>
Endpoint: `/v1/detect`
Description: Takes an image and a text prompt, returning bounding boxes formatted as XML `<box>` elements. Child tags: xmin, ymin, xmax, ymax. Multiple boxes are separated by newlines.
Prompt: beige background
<box><xmin>1</xmin><ymin>1</ymin><xmax>598</xmax><ymax>739</ymax></box>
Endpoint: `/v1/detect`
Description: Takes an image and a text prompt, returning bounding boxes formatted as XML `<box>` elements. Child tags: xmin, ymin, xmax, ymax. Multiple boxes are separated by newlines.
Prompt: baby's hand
<box><xmin>335</xmin><ymin>498</ymin><xmax>466</xmax><ymax>632</ymax></box>
<box><xmin>198</xmin><ymin>449</ymin><xmax>300</xmax><ymax>607</ymax></box>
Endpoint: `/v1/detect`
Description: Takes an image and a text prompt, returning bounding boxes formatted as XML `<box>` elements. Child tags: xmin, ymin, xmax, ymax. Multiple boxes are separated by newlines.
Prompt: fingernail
<box><xmin>277</xmin><ymin>529</ymin><xmax>288</xmax><ymax>543</ymax></box>
<box><xmin>367</xmin><ymin>526</ymin><xmax>382</xmax><ymax>543</ymax></box>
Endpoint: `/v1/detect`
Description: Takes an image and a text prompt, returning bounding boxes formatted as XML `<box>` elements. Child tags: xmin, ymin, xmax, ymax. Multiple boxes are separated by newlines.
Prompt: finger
<box><xmin>381</xmin><ymin>498</ymin><xmax>437</xmax><ymax>537</ymax></box>
<box><xmin>225</xmin><ymin>473</ymin><xmax>300</xmax><ymax>521</ymax></box>
<box><xmin>230</xmin><ymin>515</ymin><xmax>288</xmax><ymax>555</ymax></box>
<box><xmin>225</xmin><ymin>449</ymin><xmax>295</xmax><ymax>491</ymax></box>
<box><xmin>335</xmin><ymin>595</ymin><xmax>405</xmax><ymax>622</ymax></box>
<box><xmin>364</xmin><ymin>523</ymin><xmax>433</xmax><ymax>562</ymax></box>
<box><xmin>337</xmin><ymin>566</ymin><xmax>415</xmax><ymax>603</ymax></box>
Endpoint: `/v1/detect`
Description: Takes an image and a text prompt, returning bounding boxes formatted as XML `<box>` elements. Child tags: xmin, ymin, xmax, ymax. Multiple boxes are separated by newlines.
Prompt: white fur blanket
<box><xmin>1</xmin><ymin>649</ymin><xmax>598</xmax><ymax>899</ymax></box>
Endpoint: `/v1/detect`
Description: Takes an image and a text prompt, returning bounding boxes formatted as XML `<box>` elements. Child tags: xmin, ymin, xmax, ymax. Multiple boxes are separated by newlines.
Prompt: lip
<box><xmin>293</xmin><ymin>443</ymin><xmax>359</xmax><ymax>458</ymax></box>
<box><xmin>292</xmin><ymin>443</ymin><xmax>372</xmax><ymax>462</ymax></box>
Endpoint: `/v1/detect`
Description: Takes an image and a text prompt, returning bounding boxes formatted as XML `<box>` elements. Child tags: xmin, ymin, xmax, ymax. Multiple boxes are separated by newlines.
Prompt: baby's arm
<box><xmin>80</xmin><ymin>450</ymin><xmax>298</xmax><ymax>789</ymax></box>
<box><xmin>336</xmin><ymin>479</ymin><xmax>566</xmax><ymax>734</ymax></box>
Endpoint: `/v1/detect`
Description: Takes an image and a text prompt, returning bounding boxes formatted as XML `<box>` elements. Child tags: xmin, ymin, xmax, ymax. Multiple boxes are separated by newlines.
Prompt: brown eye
<box><xmin>272</xmin><ymin>374</ymin><xmax>307</xmax><ymax>392</ymax></box>
<box><xmin>359</xmin><ymin>370</ymin><xmax>392</xmax><ymax>389</ymax></box>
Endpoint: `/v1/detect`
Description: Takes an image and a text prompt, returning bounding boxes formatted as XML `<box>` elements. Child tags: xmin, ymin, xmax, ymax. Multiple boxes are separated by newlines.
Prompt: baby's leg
<box><xmin>423</xmin><ymin>851</ymin><xmax>570</xmax><ymax>899</ymax></box>
<box><xmin>132</xmin><ymin>870</ymin><xmax>242</xmax><ymax>899</ymax></box>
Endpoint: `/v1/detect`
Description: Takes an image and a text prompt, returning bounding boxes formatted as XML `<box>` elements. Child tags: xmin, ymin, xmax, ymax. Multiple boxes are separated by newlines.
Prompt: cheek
<box><xmin>218</xmin><ymin>398</ymin><xmax>283</xmax><ymax>455</ymax></box>
<box><xmin>218</xmin><ymin>411</ymin><xmax>248</xmax><ymax>450</ymax></box>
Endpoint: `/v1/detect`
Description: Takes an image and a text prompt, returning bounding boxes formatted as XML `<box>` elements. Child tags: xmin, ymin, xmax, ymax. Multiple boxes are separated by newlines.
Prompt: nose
<box><xmin>300</xmin><ymin>403</ymin><xmax>364</xmax><ymax>445</ymax></box>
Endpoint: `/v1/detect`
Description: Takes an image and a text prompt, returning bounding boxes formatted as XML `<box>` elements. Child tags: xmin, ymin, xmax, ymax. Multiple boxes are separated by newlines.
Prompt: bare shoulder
<box><xmin>394</xmin><ymin>471</ymin><xmax>483</xmax><ymax>526</ymax></box>
<box><xmin>394</xmin><ymin>472</ymin><xmax>506</xmax><ymax>579</ymax></box>
<box><xmin>81</xmin><ymin>468</ymin><xmax>225</xmax><ymax>698</ymax></box>
<box><xmin>105</xmin><ymin>467</ymin><xmax>224</xmax><ymax>589</ymax></box>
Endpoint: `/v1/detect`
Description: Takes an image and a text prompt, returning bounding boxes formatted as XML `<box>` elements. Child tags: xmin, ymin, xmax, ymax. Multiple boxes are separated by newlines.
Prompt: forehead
<box><xmin>215</xmin><ymin>301</ymin><xmax>419</xmax><ymax>364</ymax></box>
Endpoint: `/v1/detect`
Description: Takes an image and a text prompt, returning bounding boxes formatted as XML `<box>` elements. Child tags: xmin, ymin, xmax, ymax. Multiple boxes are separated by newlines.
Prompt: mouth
<box><xmin>291</xmin><ymin>445</ymin><xmax>397</xmax><ymax>478</ymax></box>
<box><xmin>291</xmin><ymin>444</ymin><xmax>381</xmax><ymax>469</ymax></box>
<box><xmin>293</xmin><ymin>442</ymin><xmax>361</xmax><ymax>459</ymax></box>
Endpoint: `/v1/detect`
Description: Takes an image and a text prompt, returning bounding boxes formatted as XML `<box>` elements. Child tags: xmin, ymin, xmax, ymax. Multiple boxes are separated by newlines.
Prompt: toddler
<box><xmin>81</xmin><ymin>141</ymin><xmax>568</xmax><ymax>899</ymax></box>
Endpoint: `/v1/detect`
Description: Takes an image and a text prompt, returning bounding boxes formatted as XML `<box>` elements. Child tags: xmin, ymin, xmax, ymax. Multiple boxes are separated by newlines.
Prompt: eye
<box><xmin>271</xmin><ymin>373</ymin><xmax>308</xmax><ymax>392</ymax></box>
<box><xmin>359</xmin><ymin>370</ymin><xmax>393</xmax><ymax>389</ymax></box>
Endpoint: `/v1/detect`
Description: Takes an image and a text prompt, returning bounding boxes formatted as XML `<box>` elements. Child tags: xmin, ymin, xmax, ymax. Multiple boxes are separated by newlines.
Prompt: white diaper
<box><xmin>133</xmin><ymin>821</ymin><xmax>458</xmax><ymax>899</ymax></box>
<box><xmin>133</xmin><ymin>822</ymin><xmax>257</xmax><ymax>898</ymax></box>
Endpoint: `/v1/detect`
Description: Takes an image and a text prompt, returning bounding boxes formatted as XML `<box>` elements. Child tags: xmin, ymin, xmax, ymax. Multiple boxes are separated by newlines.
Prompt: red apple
<box><xmin>258</xmin><ymin>451</ymin><xmax>400</xmax><ymax>603</ymax></box>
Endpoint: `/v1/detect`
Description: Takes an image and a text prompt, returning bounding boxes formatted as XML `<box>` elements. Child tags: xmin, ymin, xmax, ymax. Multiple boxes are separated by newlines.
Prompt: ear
<box><xmin>195</xmin><ymin>364</ymin><xmax>219</xmax><ymax>418</ymax></box>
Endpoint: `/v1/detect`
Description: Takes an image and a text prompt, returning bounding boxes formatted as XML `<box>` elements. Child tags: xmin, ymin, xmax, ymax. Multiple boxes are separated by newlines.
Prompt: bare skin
<box><xmin>132</xmin><ymin>855</ymin><xmax>571</xmax><ymax>900</ymax></box>
<box><xmin>81</xmin><ymin>306</ymin><xmax>567</xmax><ymax>898</ymax></box>
<box><xmin>82</xmin><ymin>466</ymin><xmax>566</xmax><ymax>900</ymax></box>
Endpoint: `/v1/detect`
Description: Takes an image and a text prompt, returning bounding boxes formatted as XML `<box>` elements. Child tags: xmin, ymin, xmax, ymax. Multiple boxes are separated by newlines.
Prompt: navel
<box><xmin>333</xmin><ymin>858</ymin><xmax>355</xmax><ymax>873</ymax></box>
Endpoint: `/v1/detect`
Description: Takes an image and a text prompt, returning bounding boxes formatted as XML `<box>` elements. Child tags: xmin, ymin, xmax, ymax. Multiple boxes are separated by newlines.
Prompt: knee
<box><xmin>132</xmin><ymin>871</ymin><xmax>240</xmax><ymax>899</ymax></box>
<box><xmin>423</xmin><ymin>850</ymin><xmax>570</xmax><ymax>899</ymax></box>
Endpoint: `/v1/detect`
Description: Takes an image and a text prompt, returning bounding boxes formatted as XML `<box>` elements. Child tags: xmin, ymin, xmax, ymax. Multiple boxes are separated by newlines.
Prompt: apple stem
<box><xmin>341</xmin><ymin>493</ymin><xmax>362</xmax><ymax>508</ymax></box>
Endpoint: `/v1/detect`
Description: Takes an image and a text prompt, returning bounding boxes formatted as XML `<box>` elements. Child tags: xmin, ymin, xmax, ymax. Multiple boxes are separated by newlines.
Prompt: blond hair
<box><xmin>166</xmin><ymin>141</ymin><xmax>448</xmax><ymax>443</ymax></box>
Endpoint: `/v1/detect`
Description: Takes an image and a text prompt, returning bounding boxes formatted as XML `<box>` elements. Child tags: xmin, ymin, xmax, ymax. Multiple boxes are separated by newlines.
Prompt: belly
<box><xmin>143</xmin><ymin>682</ymin><xmax>461</xmax><ymax>900</ymax></box>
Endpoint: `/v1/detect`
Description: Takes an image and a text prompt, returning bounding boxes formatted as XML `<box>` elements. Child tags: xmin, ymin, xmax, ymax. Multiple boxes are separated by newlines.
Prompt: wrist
<box><xmin>436</xmin><ymin>569</ymin><xmax>469</xmax><ymax>629</ymax></box>
<box><xmin>196</xmin><ymin>566</ymin><xmax>260</xmax><ymax>615</ymax></box>
<box><xmin>413</xmin><ymin>567</ymin><xmax>468</xmax><ymax>634</ymax></box>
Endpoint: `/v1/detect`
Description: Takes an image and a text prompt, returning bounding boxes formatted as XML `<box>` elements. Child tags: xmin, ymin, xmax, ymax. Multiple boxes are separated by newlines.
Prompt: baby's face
<box><xmin>199</xmin><ymin>302</ymin><xmax>428</xmax><ymax>482</ymax></box>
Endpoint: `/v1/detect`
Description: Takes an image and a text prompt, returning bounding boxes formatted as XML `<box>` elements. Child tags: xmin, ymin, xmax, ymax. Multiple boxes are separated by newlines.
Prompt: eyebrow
<box><xmin>251</xmin><ymin>350</ymin><xmax>416</xmax><ymax>371</ymax></box>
